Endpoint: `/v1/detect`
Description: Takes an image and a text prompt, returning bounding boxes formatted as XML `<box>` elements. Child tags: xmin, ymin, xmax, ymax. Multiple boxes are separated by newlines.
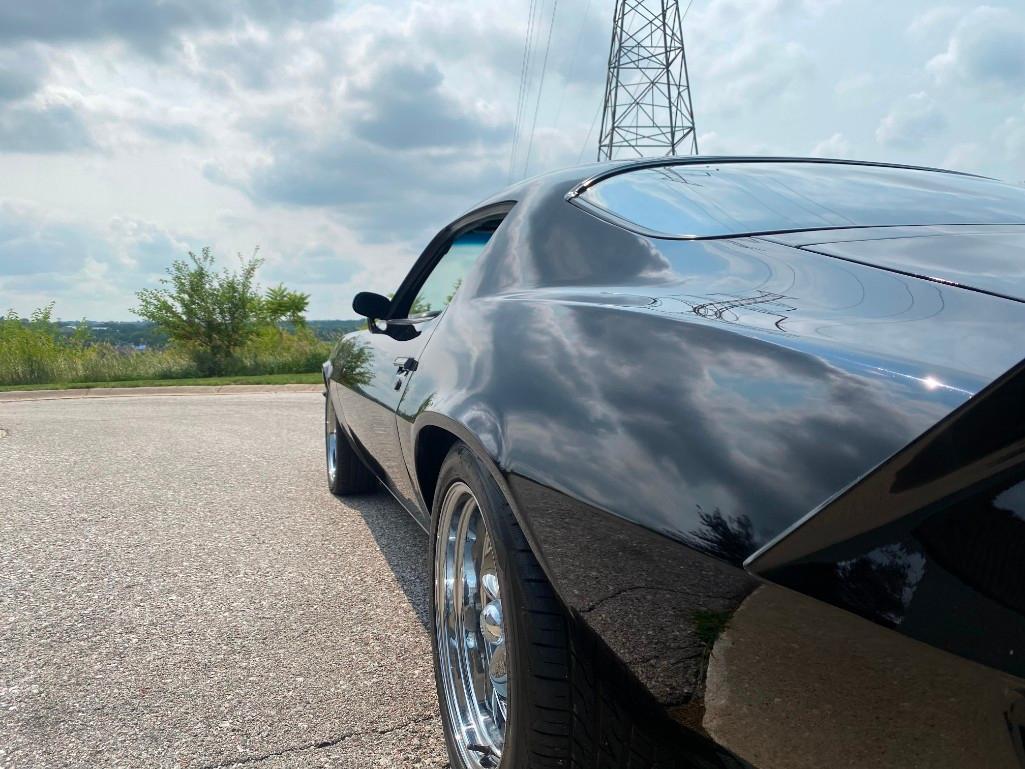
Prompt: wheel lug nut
<box><xmin>480</xmin><ymin>600</ymin><xmax>503</xmax><ymax>643</ymax></box>
<box><xmin>482</xmin><ymin>572</ymin><xmax>500</xmax><ymax>597</ymax></box>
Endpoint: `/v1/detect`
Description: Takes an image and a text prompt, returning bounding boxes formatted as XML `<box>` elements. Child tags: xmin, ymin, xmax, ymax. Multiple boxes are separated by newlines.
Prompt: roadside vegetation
<box><xmin>0</xmin><ymin>248</ymin><xmax>361</xmax><ymax>389</ymax></box>
<box><xmin>47</xmin><ymin>319</ymin><xmax>361</xmax><ymax>348</ymax></box>
<box><xmin>0</xmin><ymin>373</ymin><xmax>323</xmax><ymax>393</ymax></box>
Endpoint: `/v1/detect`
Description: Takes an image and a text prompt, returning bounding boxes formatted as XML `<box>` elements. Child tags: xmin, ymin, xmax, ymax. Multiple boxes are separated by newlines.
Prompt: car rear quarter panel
<box><xmin>396</xmin><ymin>188</ymin><xmax>1025</xmax><ymax>767</ymax></box>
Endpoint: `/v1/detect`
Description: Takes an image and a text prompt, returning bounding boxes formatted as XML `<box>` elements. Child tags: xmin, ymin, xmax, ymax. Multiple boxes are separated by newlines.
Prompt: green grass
<box><xmin>2</xmin><ymin>310</ymin><xmax>335</xmax><ymax>387</ymax></box>
<box><xmin>692</xmin><ymin>609</ymin><xmax>732</xmax><ymax>647</ymax></box>
<box><xmin>0</xmin><ymin>372</ymin><xmax>323</xmax><ymax>392</ymax></box>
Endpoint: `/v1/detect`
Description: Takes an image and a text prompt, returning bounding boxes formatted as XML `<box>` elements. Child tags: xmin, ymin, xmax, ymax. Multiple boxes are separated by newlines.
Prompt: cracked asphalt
<box><xmin>0</xmin><ymin>392</ymin><xmax>448</xmax><ymax>769</ymax></box>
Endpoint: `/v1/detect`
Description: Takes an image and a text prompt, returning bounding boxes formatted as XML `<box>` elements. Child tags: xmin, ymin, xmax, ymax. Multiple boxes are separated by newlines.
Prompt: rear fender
<box><xmin>747</xmin><ymin>356</ymin><xmax>1025</xmax><ymax>677</ymax></box>
<box><xmin>411</xmin><ymin>411</ymin><xmax>560</xmax><ymax>591</ymax></box>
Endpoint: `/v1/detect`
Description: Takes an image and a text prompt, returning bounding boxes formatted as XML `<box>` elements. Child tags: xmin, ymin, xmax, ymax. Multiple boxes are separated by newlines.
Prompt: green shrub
<box><xmin>0</xmin><ymin>304</ymin><xmax>334</xmax><ymax>387</ymax></box>
<box><xmin>232</xmin><ymin>325</ymin><xmax>331</xmax><ymax>375</ymax></box>
<box><xmin>133</xmin><ymin>247</ymin><xmax>315</xmax><ymax>376</ymax></box>
<box><xmin>0</xmin><ymin>305</ymin><xmax>61</xmax><ymax>384</ymax></box>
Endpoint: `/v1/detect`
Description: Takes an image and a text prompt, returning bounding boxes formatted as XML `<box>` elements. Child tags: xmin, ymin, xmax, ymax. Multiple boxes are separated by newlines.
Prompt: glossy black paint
<box><xmin>328</xmin><ymin>158</ymin><xmax>1025</xmax><ymax>768</ymax></box>
<box><xmin>351</xmin><ymin>291</ymin><xmax>391</xmax><ymax>320</ymax></box>
<box><xmin>768</xmin><ymin>224</ymin><xmax>1025</xmax><ymax>303</ymax></box>
<box><xmin>334</xmin><ymin>314</ymin><xmax>441</xmax><ymax>521</ymax></box>
<box><xmin>749</xmin><ymin>357</ymin><xmax>1025</xmax><ymax>677</ymax></box>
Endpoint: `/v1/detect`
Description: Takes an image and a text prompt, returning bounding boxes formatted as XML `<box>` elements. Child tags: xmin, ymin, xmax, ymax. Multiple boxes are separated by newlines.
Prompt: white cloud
<box><xmin>943</xmin><ymin>141</ymin><xmax>986</xmax><ymax>174</ymax></box>
<box><xmin>908</xmin><ymin>6</ymin><xmax>960</xmax><ymax>38</ymax></box>
<box><xmin>810</xmin><ymin>132</ymin><xmax>851</xmax><ymax>158</ymax></box>
<box><xmin>0</xmin><ymin>1</ymin><xmax>336</xmax><ymax>54</ymax></box>
<box><xmin>927</xmin><ymin>5</ymin><xmax>1025</xmax><ymax>90</ymax></box>
<box><xmin>343</xmin><ymin>58</ymin><xmax>509</xmax><ymax>150</ymax></box>
<box><xmin>0</xmin><ymin>102</ymin><xmax>94</xmax><ymax>153</ymax></box>
<box><xmin>995</xmin><ymin>108</ymin><xmax>1025</xmax><ymax>167</ymax></box>
<box><xmin>834</xmin><ymin>72</ymin><xmax>873</xmax><ymax>95</ymax></box>
<box><xmin>0</xmin><ymin>45</ymin><xmax>51</xmax><ymax>103</ymax></box>
<box><xmin>688</xmin><ymin>0</ymin><xmax>816</xmax><ymax>116</ymax></box>
<box><xmin>706</xmin><ymin>40</ymin><xmax>813</xmax><ymax>115</ymax></box>
<box><xmin>1</xmin><ymin>0</ymin><xmax>1025</xmax><ymax>318</ymax></box>
<box><xmin>0</xmin><ymin>201</ymin><xmax>190</xmax><ymax>318</ymax></box>
<box><xmin>875</xmin><ymin>92</ymin><xmax>947</xmax><ymax>148</ymax></box>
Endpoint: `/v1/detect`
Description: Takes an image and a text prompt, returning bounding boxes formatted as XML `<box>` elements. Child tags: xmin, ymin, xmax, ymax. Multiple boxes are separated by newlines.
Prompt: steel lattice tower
<box><xmin>597</xmin><ymin>0</ymin><xmax>698</xmax><ymax>160</ymax></box>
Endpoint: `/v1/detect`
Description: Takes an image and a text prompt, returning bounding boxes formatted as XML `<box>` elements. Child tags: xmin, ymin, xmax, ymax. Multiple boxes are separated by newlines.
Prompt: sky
<box><xmin>1</xmin><ymin>0</ymin><xmax>1025</xmax><ymax>320</ymax></box>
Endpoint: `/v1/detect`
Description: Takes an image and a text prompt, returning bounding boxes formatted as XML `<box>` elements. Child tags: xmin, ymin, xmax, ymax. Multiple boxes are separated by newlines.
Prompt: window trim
<box><xmin>386</xmin><ymin>201</ymin><xmax>515</xmax><ymax>321</ymax></box>
<box><xmin>566</xmin><ymin>156</ymin><xmax>983</xmax><ymax>200</ymax></box>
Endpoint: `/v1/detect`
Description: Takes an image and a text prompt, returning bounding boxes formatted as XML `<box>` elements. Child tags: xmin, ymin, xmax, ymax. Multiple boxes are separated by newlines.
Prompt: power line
<box><xmin>509</xmin><ymin>0</ymin><xmax>541</xmax><ymax>182</ymax></box>
<box><xmin>522</xmin><ymin>0</ymin><xmax>559</xmax><ymax>178</ymax></box>
<box><xmin>550</xmin><ymin>0</ymin><xmax>595</xmax><ymax>136</ymax></box>
<box><xmin>578</xmin><ymin>100</ymin><xmax>603</xmax><ymax>164</ymax></box>
<box><xmin>509</xmin><ymin>0</ymin><xmax>537</xmax><ymax>181</ymax></box>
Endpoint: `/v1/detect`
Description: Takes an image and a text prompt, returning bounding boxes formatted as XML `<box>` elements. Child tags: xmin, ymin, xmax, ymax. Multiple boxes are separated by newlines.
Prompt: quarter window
<box><xmin>408</xmin><ymin>219</ymin><xmax>502</xmax><ymax>319</ymax></box>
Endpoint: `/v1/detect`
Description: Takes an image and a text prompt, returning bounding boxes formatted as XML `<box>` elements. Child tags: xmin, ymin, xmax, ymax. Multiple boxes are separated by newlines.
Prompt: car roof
<box><xmin>561</xmin><ymin>157</ymin><xmax>1025</xmax><ymax>240</ymax></box>
<box><xmin>572</xmin><ymin>155</ymin><xmax>984</xmax><ymax>189</ymax></box>
<box><xmin>470</xmin><ymin>157</ymin><xmax>1025</xmax><ymax>304</ymax></box>
<box><xmin>484</xmin><ymin>156</ymin><xmax>983</xmax><ymax>203</ymax></box>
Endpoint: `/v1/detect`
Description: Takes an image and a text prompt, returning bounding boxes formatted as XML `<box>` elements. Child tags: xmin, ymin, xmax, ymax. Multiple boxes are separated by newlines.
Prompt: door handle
<box><xmin>393</xmin><ymin>356</ymin><xmax>419</xmax><ymax>373</ymax></box>
<box><xmin>393</xmin><ymin>356</ymin><xmax>418</xmax><ymax>390</ymax></box>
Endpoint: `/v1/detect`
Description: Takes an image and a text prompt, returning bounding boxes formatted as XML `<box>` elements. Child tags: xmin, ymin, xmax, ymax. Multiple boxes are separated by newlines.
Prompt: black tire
<box><xmin>429</xmin><ymin>444</ymin><xmax>719</xmax><ymax>769</ymax></box>
<box><xmin>324</xmin><ymin>393</ymin><xmax>375</xmax><ymax>496</ymax></box>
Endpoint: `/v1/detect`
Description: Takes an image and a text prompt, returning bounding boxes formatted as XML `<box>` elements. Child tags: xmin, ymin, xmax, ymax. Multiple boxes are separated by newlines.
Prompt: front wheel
<box><xmin>324</xmin><ymin>392</ymin><xmax>375</xmax><ymax>496</ymax></box>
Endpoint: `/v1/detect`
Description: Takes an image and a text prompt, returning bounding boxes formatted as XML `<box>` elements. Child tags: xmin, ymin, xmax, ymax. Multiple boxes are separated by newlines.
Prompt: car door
<box><xmin>331</xmin><ymin>206</ymin><xmax>509</xmax><ymax>516</ymax></box>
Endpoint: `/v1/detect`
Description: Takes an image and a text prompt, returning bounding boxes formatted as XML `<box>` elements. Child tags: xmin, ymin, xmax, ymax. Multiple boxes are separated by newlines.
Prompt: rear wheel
<box><xmin>324</xmin><ymin>393</ymin><xmax>375</xmax><ymax>496</ymax></box>
<box><xmin>429</xmin><ymin>444</ymin><xmax>730</xmax><ymax>769</ymax></box>
<box><xmin>434</xmin><ymin>478</ymin><xmax>509</xmax><ymax>766</ymax></box>
<box><xmin>432</xmin><ymin>445</ymin><xmax>547</xmax><ymax>769</ymax></box>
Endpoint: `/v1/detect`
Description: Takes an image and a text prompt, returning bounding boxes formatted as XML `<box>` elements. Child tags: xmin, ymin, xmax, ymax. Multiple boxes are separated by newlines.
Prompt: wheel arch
<box><xmin>411</xmin><ymin>412</ymin><xmax>554</xmax><ymax>582</ymax></box>
<box><xmin>414</xmin><ymin>424</ymin><xmax>461</xmax><ymax>514</ymax></box>
<box><xmin>413</xmin><ymin>412</ymin><xmax>507</xmax><ymax>511</ymax></box>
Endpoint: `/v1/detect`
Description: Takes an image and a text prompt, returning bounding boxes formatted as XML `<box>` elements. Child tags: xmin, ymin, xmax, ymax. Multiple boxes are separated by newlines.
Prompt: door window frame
<box><xmin>383</xmin><ymin>201</ymin><xmax>515</xmax><ymax>324</ymax></box>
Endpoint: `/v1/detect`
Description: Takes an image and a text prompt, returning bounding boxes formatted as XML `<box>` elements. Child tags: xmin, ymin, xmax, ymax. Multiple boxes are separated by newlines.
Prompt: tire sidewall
<box><xmin>324</xmin><ymin>395</ymin><xmax>336</xmax><ymax>492</ymax></box>
<box><xmin>429</xmin><ymin>444</ymin><xmax>531</xmax><ymax>769</ymax></box>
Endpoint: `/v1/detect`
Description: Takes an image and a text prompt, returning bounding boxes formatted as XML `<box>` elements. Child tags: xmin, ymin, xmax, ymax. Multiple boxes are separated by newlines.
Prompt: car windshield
<box><xmin>575</xmin><ymin>161</ymin><xmax>1025</xmax><ymax>238</ymax></box>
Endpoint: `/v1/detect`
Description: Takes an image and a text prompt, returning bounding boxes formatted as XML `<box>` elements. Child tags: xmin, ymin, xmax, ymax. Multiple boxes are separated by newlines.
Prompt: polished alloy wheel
<box><xmin>435</xmin><ymin>481</ymin><xmax>508</xmax><ymax>769</ymax></box>
<box><xmin>325</xmin><ymin>407</ymin><xmax>337</xmax><ymax>486</ymax></box>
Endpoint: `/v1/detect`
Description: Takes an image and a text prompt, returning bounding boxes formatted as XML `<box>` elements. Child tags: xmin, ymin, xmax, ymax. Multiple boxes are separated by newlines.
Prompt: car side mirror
<box><xmin>352</xmin><ymin>291</ymin><xmax>391</xmax><ymax>321</ymax></box>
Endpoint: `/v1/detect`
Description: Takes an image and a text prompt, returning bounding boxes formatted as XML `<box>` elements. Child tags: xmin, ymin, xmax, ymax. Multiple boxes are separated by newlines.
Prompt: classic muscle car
<box><xmin>322</xmin><ymin>157</ymin><xmax>1025</xmax><ymax>769</ymax></box>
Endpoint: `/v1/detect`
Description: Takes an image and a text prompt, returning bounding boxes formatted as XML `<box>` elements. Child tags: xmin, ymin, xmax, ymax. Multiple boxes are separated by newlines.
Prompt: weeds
<box><xmin>0</xmin><ymin>305</ymin><xmax>334</xmax><ymax>387</ymax></box>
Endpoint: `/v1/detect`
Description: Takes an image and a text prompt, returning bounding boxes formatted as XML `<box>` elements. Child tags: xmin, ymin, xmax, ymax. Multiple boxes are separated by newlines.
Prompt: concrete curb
<box><xmin>0</xmin><ymin>383</ymin><xmax>324</xmax><ymax>403</ymax></box>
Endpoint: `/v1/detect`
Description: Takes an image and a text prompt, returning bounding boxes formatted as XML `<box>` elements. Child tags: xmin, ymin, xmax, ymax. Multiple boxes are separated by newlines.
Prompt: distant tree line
<box><xmin>54</xmin><ymin>319</ymin><xmax>363</xmax><ymax>349</ymax></box>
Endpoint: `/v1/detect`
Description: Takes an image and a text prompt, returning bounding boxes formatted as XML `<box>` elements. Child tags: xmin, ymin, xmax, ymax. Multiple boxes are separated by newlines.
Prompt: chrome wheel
<box><xmin>435</xmin><ymin>481</ymin><xmax>508</xmax><ymax>769</ymax></box>
<box><xmin>325</xmin><ymin>405</ymin><xmax>337</xmax><ymax>486</ymax></box>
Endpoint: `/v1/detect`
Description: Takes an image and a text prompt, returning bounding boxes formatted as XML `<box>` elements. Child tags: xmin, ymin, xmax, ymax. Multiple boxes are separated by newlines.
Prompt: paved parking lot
<box><xmin>0</xmin><ymin>392</ymin><xmax>447</xmax><ymax>768</ymax></box>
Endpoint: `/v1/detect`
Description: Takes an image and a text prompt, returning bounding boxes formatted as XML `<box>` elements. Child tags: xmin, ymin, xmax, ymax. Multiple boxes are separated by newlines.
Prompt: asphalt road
<box><xmin>0</xmin><ymin>392</ymin><xmax>447</xmax><ymax>769</ymax></box>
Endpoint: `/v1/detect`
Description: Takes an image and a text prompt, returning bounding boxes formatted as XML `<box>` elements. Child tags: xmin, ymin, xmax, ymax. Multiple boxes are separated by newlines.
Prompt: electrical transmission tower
<box><xmin>597</xmin><ymin>0</ymin><xmax>698</xmax><ymax>161</ymax></box>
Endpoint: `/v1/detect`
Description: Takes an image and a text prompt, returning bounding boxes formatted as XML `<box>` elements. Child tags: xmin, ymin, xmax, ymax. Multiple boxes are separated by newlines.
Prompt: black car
<box><xmin>323</xmin><ymin>157</ymin><xmax>1025</xmax><ymax>769</ymax></box>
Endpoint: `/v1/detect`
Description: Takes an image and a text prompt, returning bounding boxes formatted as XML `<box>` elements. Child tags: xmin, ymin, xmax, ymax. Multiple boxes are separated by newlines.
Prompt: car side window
<box><xmin>407</xmin><ymin>219</ymin><xmax>501</xmax><ymax>319</ymax></box>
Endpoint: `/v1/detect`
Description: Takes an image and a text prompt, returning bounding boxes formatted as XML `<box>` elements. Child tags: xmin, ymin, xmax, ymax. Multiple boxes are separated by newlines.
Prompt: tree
<box><xmin>260</xmin><ymin>284</ymin><xmax>310</xmax><ymax>327</ymax></box>
<box><xmin>133</xmin><ymin>248</ymin><xmax>264</xmax><ymax>375</ymax></box>
<box><xmin>27</xmin><ymin>302</ymin><xmax>56</xmax><ymax>334</ymax></box>
<box><xmin>69</xmin><ymin>319</ymin><xmax>92</xmax><ymax>348</ymax></box>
